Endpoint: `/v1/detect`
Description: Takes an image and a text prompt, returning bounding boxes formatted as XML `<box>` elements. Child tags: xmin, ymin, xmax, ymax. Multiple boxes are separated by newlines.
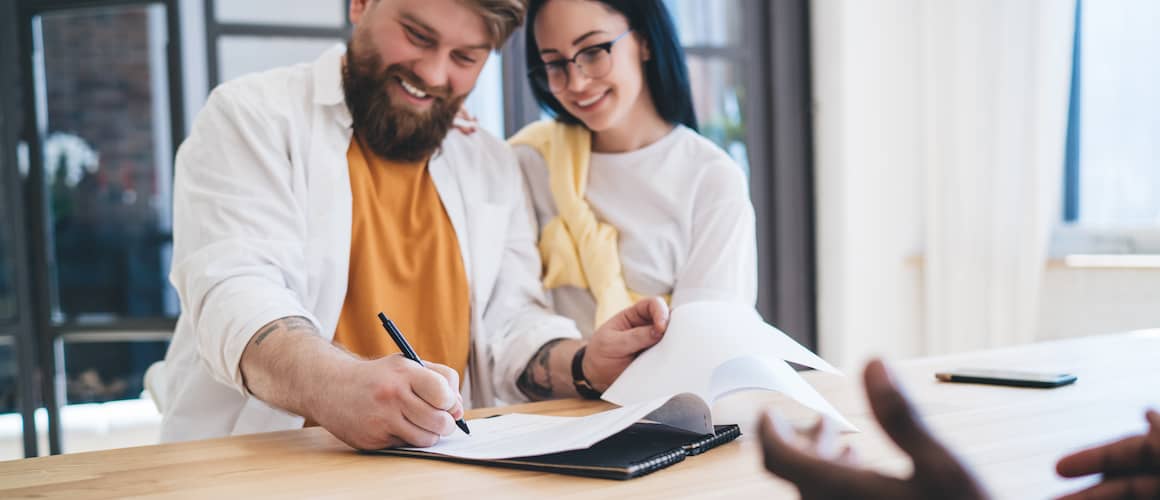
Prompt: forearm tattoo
<box><xmin>517</xmin><ymin>339</ymin><xmax>565</xmax><ymax>401</ymax></box>
<box><xmin>252</xmin><ymin>316</ymin><xmax>315</xmax><ymax>346</ymax></box>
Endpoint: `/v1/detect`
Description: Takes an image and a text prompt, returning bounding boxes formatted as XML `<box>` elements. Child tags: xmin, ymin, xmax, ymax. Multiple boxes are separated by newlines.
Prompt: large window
<box><xmin>204</xmin><ymin>0</ymin><xmax>348</xmax><ymax>86</ymax></box>
<box><xmin>665</xmin><ymin>1</ymin><xmax>751</xmax><ymax>176</ymax></box>
<box><xmin>11</xmin><ymin>0</ymin><xmax>187</xmax><ymax>455</ymax></box>
<box><xmin>1059</xmin><ymin>0</ymin><xmax>1160</xmax><ymax>254</ymax></box>
<box><xmin>36</xmin><ymin>5</ymin><xmax>179</xmax><ymax>321</ymax></box>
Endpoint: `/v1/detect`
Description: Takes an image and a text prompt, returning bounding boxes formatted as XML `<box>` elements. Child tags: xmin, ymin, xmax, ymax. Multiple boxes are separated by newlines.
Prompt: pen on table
<box><xmin>377</xmin><ymin>312</ymin><xmax>471</xmax><ymax>435</ymax></box>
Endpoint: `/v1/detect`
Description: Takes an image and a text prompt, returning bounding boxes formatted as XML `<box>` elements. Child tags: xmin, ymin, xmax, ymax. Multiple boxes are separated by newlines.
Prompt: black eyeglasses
<box><xmin>529</xmin><ymin>30</ymin><xmax>633</xmax><ymax>94</ymax></box>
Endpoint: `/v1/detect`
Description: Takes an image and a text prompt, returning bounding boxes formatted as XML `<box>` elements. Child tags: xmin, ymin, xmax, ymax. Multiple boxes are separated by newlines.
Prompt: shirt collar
<box><xmin>313</xmin><ymin>44</ymin><xmax>353</xmax><ymax>127</ymax></box>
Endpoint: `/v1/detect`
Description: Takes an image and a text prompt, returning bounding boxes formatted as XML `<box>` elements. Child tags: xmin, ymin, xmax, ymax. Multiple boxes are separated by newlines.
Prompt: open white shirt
<box><xmin>161</xmin><ymin>45</ymin><xmax>579</xmax><ymax>443</ymax></box>
<box><xmin>514</xmin><ymin>125</ymin><xmax>758</xmax><ymax>337</ymax></box>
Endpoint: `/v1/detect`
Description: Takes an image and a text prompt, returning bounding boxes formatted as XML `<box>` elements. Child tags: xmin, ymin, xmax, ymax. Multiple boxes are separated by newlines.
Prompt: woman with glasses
<box><xmin>510</xmin><ymin>0</ymin><xmax>758</xmax><ymax>340</ymax></box>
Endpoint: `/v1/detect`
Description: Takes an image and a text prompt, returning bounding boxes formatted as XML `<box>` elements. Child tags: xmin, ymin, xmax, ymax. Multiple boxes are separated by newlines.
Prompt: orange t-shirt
<box><xmin>332</xmin><ymin>137</ymin><xmax>471</xmax><ymax>383</ymax></box>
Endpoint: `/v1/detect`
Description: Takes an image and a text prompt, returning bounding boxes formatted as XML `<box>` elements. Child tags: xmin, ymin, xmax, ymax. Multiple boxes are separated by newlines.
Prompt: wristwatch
<box><xmin>571</xmin><ymin>346</ymin><xmax>603</xmax><ymax>400</ymax></box>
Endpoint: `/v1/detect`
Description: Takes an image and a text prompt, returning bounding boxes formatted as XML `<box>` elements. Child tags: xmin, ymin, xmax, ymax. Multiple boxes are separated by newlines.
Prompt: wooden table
<box><xmin>1</xmin><ymin>331</ymin><xmax>1158</xmax><ymax>499</ymax></box>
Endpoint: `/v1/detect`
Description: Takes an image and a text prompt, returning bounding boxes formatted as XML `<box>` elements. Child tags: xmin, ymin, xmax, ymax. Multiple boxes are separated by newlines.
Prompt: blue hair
<box><xmin>524</xmin><ymin>0</ymin><xmax>699</xmax><ymax>132</ymax></box>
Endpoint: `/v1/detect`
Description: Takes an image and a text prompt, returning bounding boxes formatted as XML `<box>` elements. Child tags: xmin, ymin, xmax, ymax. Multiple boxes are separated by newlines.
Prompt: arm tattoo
<box><xmin>517</xmin><ymin>339</ymin><xmax>565</xmax><ymax>401</ymax></box>
<box><xmin>253</xmin><ymin>316</ymin><xmax>314</xmax><ymax>346</ymax></box>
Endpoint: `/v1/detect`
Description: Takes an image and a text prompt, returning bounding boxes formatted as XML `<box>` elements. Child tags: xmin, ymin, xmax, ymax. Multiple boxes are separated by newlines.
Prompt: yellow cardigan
<box><xmin>509</xmin><ymin>120</ymin><xmax>656</xmax><ymax>326</ymax></box>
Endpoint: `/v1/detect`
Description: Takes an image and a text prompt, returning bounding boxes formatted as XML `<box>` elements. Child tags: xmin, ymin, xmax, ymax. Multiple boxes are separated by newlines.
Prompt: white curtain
<box><xmin>920</xmin><ymin>0</ymin><xmax>1076</xmax><ymax>354</ymax></box>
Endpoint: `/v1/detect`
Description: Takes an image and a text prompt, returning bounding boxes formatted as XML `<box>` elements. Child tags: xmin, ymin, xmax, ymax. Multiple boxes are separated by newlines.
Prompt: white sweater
<box><xmin>514</xmin><ymin>125</ymin><xmax>758</xmax><ymax>336</ymax></box>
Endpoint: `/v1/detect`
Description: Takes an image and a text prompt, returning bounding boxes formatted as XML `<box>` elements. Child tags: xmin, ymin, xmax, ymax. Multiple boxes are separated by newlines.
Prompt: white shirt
<box><xmin>514</xmin><ymin>125</ymin><xmax>758</xmax><ymax>337</ymax></box>
<box><xmin>161</xmin><ymin>45</ymin><xmax>579</xmax><ymax>443</ymax></box>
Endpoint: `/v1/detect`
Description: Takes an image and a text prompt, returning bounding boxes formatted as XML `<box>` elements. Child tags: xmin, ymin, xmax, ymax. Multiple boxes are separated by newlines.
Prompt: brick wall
<box><xmin>41</xmin><ymin>6</ymin><xmax>167</xmax><ymax>318</ymax></box>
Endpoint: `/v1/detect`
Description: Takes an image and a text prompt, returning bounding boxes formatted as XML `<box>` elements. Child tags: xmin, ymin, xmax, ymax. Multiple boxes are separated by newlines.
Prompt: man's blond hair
<box><xmin>459</xmin><ymin>0</ymin><xmax>526</xmax><ymax>49</ymax></box>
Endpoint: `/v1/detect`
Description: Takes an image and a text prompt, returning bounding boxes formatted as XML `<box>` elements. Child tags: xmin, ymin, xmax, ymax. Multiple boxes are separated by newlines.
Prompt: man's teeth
<box><xmin>578</xmin><ymin>93</ymin><xmax>603</xmax><ymax>107</ymax></box>
<box><xmin>400</xmin><ymin>79</ymin><xmax>429</xmax><ymax>98</ymax></box>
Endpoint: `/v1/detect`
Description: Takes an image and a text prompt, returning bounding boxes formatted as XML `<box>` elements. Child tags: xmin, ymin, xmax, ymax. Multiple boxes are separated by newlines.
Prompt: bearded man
<box><xmin>160</xmin><ymin>0</ymin><xmax>669</xmax><ymax>450</ymax></box>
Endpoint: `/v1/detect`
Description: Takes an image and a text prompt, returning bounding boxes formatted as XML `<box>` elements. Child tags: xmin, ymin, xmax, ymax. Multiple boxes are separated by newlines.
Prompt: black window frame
<box><xmin>16</xmin><ymin>0</ymin><xmax>187</xmax><ymax>455</ymax></box>
<box><xmin>1</xmin><ymin>0</ymin><xmax>43</xmax><ymax>459</ymax></box>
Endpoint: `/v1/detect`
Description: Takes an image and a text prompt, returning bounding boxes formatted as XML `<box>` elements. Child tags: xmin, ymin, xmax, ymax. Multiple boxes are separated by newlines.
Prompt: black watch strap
<box><xmin>571</xmin><ymin>346</ymin><xmax>603</xmax><ymax>400</ymax></box>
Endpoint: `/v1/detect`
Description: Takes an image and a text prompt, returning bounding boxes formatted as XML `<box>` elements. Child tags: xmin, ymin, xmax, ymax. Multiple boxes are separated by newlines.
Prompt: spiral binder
<box><xmin>369</xmin><ymin>423</ymin><xmax>742</xmax><ymax>480</ymax></box>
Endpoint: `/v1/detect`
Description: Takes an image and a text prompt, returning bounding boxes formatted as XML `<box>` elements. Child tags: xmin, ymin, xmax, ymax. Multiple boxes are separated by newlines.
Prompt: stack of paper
<box><xmin>602</xmin><ymin>301</ymin><xmax>856</xmax><ymax>431</ymax></box>
<box><xmin>404</xmin><ymin>301</ymin><xmax>854</xmax><ymax>460</ymax></box>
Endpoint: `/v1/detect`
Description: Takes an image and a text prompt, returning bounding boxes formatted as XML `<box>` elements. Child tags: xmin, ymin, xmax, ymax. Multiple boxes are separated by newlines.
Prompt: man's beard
<box><xmin>342</xmin><ymin>36</ymin><xmax>466</xmax><ymax>163</ymax></box>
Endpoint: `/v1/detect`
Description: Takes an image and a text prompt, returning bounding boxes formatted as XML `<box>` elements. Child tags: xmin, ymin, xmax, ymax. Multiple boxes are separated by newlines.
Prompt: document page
<box><xmin>601</xmin><ymin>301</ymin><xmax>856</xmax><ymax>431</ymax></box>
<box><xmin>400</xmin><ymin>393</ymin><xmax>710</xmax><ymax>460</ymax></box>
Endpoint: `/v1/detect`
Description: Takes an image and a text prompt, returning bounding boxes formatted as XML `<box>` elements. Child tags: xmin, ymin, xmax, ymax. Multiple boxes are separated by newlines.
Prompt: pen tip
<box><xmin>377</xmin><ymin>312</ymin><xmax>388</xmax><ymax>323</ymax></box>
<box><xmin>457</xmin><ymin>419</ymin><xmax>471</xmax><ymax>435</ymax></box>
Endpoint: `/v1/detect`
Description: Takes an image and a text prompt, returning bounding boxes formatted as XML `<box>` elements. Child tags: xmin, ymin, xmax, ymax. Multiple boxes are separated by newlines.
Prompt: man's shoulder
<box><xmin>209</xmin><ymin>63</ymin><xmax>315</xmax><ymax>114</ymax></box>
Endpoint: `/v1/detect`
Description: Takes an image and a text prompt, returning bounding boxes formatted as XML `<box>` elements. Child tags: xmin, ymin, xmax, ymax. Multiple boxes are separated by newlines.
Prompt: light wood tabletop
<box><xmin>1</xmin><ymin>331</ymin><xmax>1158</xmax><ymax>499</ymax></box>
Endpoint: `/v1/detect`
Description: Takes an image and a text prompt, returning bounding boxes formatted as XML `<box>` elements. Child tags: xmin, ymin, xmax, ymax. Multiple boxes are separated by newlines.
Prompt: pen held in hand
<box><xmin>377</xmin><ymin>312</ymin><xmax>471</xmax><ymax>435</ymax></box>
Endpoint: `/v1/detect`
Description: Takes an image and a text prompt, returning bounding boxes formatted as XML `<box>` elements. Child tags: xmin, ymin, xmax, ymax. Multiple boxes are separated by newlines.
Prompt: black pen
<box><xmin>377</xmin><ymin>312</ymin><xmax>471</xmax><ymax>435</ymax></box>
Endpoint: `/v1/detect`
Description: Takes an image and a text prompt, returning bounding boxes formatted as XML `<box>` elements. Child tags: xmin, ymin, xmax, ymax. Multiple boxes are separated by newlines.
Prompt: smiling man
<box><xmin>160</xmin><ymin>0</ymin><xmax>669</xmax><ymax>451</ymax></box>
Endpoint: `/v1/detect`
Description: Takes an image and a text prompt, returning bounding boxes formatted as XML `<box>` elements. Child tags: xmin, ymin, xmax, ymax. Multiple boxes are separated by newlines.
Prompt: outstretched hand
<box><xmin>1055</xmin><ymin>409</ymin><xmax>1160</xmax><ymax>500</ymax></box>
<box><xmin>759</xmin><ymin>359</ymin><xmax>989</xmax><ymax>500</ymax></box>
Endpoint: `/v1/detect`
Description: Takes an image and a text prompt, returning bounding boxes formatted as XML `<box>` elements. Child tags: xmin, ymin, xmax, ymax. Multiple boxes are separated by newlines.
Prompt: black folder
<box><xmin>367</xmin><ymin>423</ymin><xmax>741</xmax><ymax>480</ymax></box>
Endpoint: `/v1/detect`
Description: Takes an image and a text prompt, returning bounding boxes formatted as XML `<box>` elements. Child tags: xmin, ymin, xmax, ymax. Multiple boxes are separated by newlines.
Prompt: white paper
<box><xmin>402</xmin><ymin>393</ymin><xmax>711</xmax><ymax>460</ymax></box>
<box><xmin>602</xmin><ymin>301</ymin><xmax>856</xmax><ymax>431</ymax></box>
<box><xmin>401</xmin><ymin>302</ymin><xmax>855</xmax><ymax>460</ymax></box>
<box><xmin>709</xmin><ymin>356</ymin><xmax>857</xmax><ymax>431</ymax></box>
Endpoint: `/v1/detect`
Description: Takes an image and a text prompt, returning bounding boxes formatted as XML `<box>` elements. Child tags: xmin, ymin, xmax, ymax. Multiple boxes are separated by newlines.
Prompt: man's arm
<box><xmin>238</xmin><ymin>316</ymin><xmax>350</xmax><ymax>419</ymax></box>
<box><xmin>172</xmin><ymin>88</ymin><xmax>463</xmax><ymax>450</ymax></box>
<box><xmin>516</xmin><ymin>298</ymin><xmax>669</xmax><ymax>401</ymax></box>
<box><xmin>516</xmin><ymin>339</ymin><xmax>582</xmax><ymax>400</ymax></box>
<box><xmin>239</xmin><ymin>315</ymin><xmax>466</xmax><ymax>450</ymax></box>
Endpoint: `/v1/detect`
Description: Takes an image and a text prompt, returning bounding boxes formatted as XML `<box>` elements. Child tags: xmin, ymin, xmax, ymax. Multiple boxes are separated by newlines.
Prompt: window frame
<box><xmin>1</xmin><ymin>0</ymin><xmax>43</xmax><ymax>459</ymax></box>
<box><xmin>203</xmin><ymin>0</ymin><xmax>351</xmax><ymax>88</ymax></box>
<box><xmin>1056</xmin><ymin>0</ymin><xmax>1160</xmax><ymax>257</ymax></box>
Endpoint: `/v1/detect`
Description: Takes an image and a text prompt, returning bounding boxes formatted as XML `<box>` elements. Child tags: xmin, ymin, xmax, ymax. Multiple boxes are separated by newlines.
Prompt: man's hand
<box><xmin>759</xmin><ymin>359</ymin><xmax>989</xmax><ymax>500</ymax></box>
<box><xmin>316</xmin><ymin>354</ymin><xmax>464</xmax><ymax>450</ymax></box>
<box><xmin>582</xmin><ymin>297</ymin><xmax>670</xmax><ymax>391</ymax></box>
<box><xmin>239</xmin><ymin>317</ymin><xmax>462</xmax><ymax>451</ymax></box>
<box><xmin>1055</xmin><ymin>409</ymin><xmax>1160</xmax><ymax>500</ymax></box>
<box><xmin>515</xmin><ymin>297</ymin><xmax>669</xmax><ymax>400</ymax></box>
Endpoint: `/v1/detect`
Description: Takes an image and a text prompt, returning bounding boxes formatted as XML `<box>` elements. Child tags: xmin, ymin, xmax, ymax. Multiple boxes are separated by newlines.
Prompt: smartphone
<box><xmin>934</xmin><ymin>368</ymin><xmax>1077</xmax><ymax>388</ymax></box>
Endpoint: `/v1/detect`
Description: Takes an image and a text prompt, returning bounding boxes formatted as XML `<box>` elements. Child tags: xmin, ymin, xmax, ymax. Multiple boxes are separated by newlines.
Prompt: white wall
<box><xmin>811</xmin><ymin>0</ymin><xmax>1160</xmax><ymax>370</ymax></box>
<box><xmin>812</xmin><ymin>0</ymin><xmax>926</xmax><ymax>370</ymax></box>
<box><xmin>1038</xmin><ymin>267</ymin><xmax>1160</xmax><ymax>340</ymax></box>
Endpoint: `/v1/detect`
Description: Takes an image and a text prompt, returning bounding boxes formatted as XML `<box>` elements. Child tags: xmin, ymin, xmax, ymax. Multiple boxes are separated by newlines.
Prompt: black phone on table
<box><xmin>934</xmin><ymin>368</ymin><xmax>1077</xmax><ymax>388</ymax></box>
